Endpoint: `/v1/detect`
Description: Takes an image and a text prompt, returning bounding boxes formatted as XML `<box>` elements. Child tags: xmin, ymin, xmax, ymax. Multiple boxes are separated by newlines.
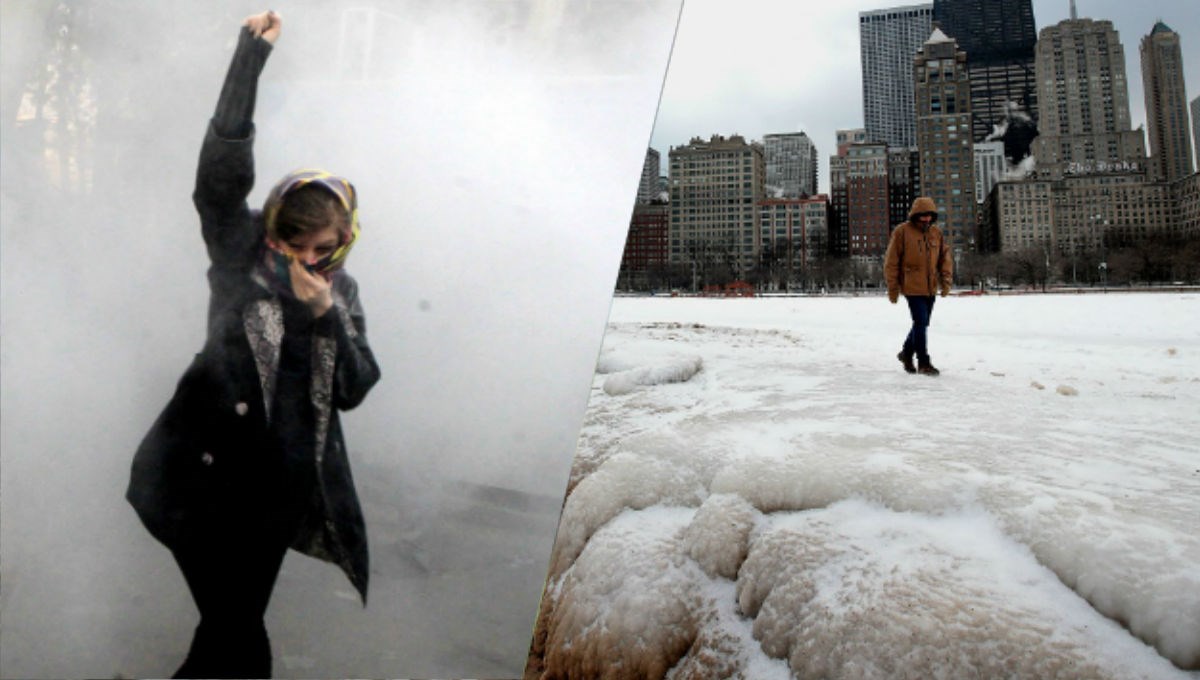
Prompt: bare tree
<box><xmin>1007</xmin><ymin>247</ymin><xmax>1042</xmax><ymax>288</ymax></box>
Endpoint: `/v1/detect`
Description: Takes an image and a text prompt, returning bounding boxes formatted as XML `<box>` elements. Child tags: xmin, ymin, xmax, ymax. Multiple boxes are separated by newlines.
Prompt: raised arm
<box><xmin>194</xmin><ymin>12</ymin><xmax>280</xmax><ymax>269</ymax></box>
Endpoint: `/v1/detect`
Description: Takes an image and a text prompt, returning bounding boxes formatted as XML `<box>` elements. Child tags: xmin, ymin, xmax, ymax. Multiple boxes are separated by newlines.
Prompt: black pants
<box><xmin>171</xmin><ymin>530</ymin><xmax>290</xmax><ymax>679</ymax></box>
<box><xmin>903</xmin><ymin>294</ymin><xmax>936</xmax><ymax>362</ymax></box>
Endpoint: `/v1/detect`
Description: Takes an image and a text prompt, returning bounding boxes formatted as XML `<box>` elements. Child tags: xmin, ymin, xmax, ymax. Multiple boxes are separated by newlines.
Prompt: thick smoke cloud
<box><xmin>984</xmin><ymin>100</ymin><xmax>1039</xmax><ymax>176</ymax></box>
<box><xmin>0</xmin><ymin>1</ymin><xmax>681</xmax><ymax>677</ymax></box>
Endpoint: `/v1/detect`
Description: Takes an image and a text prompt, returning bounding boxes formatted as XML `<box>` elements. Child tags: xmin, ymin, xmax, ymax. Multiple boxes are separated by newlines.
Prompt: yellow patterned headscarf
<box><xmin>263</xmin><ymin>168</ymin><xmax>360</xmax><ymax>273</ymax></box>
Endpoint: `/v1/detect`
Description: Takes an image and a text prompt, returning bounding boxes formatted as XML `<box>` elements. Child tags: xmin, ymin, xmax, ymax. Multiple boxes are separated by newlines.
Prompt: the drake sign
<box><xmin>1065</xmin><ymin>160</ymin><xmax>1142</xmax><ymax>175</ymax></box>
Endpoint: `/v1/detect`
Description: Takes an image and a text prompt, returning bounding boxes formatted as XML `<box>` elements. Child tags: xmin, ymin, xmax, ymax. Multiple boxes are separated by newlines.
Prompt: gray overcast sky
<box><xmin>649</xmin><ymin>0</ymin><xmax>1200</xmax><ymax>194</ymax></box>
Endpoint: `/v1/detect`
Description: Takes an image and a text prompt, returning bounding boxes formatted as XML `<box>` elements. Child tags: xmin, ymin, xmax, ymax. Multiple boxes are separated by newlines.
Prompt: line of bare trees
<box><xmin>618</xmin><ymin>231</ymin><xmax>1200</xmax><ymax>294</ymax></box>
<box><xmin>618</xmin><ymin>235</ymin><xmax>882</xmax><ymax>294</ymax></box>
<box><xmin>957</xmin><ymin>232</ymin><xmax>1200</xmax><ymax>290</ymax></box>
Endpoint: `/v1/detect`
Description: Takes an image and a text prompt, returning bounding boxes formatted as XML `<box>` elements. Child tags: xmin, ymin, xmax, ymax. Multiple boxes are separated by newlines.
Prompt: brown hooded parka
<box><xmin>884</xmin><ymin>196</ymin><xmax>953</xmax><ymax>299</ymax></box>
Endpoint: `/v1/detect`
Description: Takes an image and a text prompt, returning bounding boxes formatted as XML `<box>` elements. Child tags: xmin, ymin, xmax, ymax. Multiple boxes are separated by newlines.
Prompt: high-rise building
<box><xmin>1141</xmin><ymin>21</ymin><xmax>1195</xmax><ymax>182</ymax></box>
<box><xmin>836</xmin><ymin>128</ymin><xmax>868</xmax><ymax>156</ymax></box>
<box><xmin>800</xmin><ymin>196</ymin><xmax>831</xmax><ymax>259</ymax></box>
<box><xmin>618</xmin><ymin>203</ymin><xmax>669</xmax><ymax>289</ymax></box>
<box><xmin>638</xmin><ymin>148</ymin><xmax>661</xmax><ymax>204</ymax></box>
<box><xmin>831</xmin><ymin>128</ymin><xmax>869</xmax><ymax>256</ymax></box>
<box><xmin>973</xmin><ymin>141</ymin><xmax>1005</xmax><ymax>204</ymax></box>
<box><xmin>1177</xmin><ymin>174</ymin><xmax>1200</xmax><ymax>239</ymax></box>
<box><xmin>1192</xmin><ymin>95</ymin><xmax>1200</xmax><ymax>164</ymax></box>
<box><xmin>757</xmin><ymin>195</ymin><xmax>830</xmax><ymax>267</ymax></box>
<box><xmin>759</xmin><ymin>200</ymin><xmax>804</xmax><ymax>255</ymax></box>
<box><xmin>844</xmin><ymin>142</ymin><xmax>892</xmax><ymax>259</ymax></box>
<box><xmin>932</xmin><ymin>0</ymin><xmax>1038</xmax><ymax>153</ymax></box>
<box><xmin>829</xmin><ymin>153</ymin><xmax>849</xmax><ymax>256</ymax></box>
<box><xmin>984</xmin><ymin>174</ymin><xmax>1179</xmax><ymax>257</ymax></box>
<box><xmin>888</xmin><ymin>147</ymin><xmax>921</xmax><ymax>231</ymax></box>
<box><xmin>983</xmin><ymin>179</ymin><xmax>1053</xmax><ymax>252</ymax></box>
<box><xmin>859</xmin><ymin>4</ymin><xmax>934</xmax><ymax>148</ymax></box>
<box><xmin>758</xmin><ymin>199</ymin><xmax>825</xmax><ymax>257</ymax></box>
<box><xmin>830</xmin><ymin>143</ymin><xmax>919</xmax><ymax>261</ymax></box>
<box><xmin>1030</xmin><ymin>17</ymin><xmax>1146</xmax><ymax>181</ymax></box>
<box><xmin>914</xmin><ymin>28</ymin><xmax>977</xmax><ymax>251</ymax></box>
<box><xmin>668</xmin><ymin>135</ymin><xmax>765</xmax><ymax>274</ymax></box>
<box><xmin>764</xmin><ymin>132</ymin><xmax>818</xmax><ymax>198</ymax></box>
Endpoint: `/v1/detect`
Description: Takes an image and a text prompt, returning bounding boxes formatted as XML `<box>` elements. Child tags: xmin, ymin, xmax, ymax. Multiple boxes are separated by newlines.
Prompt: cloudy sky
<box><xmin>650</xmin><ymin>0</ymin><xmax>1200</xmax><ymax>194</ymax></box>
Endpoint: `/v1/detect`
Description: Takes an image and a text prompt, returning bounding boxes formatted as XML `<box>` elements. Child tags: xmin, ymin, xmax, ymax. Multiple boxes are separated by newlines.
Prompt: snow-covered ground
<box><xmin>531</xmin><ymin>293</ymin><xmax>1200</xmax><ymax>679</ymax></box>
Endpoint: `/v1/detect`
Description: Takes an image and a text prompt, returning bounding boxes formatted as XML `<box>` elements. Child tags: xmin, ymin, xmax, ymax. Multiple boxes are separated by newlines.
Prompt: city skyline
<box><xmin>1141</xmin><ymin>20</ymin><xmax>1196</xmax><ymax>181</ymax></box>
<box><xmin>649</xmin><ymin>0</ymin><xmax>1199</xmax><ymax>195</ymax></box>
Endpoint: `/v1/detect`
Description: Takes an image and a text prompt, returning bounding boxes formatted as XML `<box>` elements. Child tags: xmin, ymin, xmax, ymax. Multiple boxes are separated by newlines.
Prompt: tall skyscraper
<box><xmin>1141</xmin><ymin>21</ymin><xmax>1195</xmax><ymax>182</ymax></box>
<box><xmin>1192</xmin><ymin>95</ymin><xmax>1200</xmax><ymax>164</ymax></box>
<box><xmin>973</xmin><ymin>141</ymin><xmax>1005</xmax><ymax>203</ymax></box>
<box><xmin>668</xmin><ymin>135</ymin><xmax>765</xmax><ymax>275</ymax></box>
<box><xmin>859</xmin><ymin>4</ymin><xmax>934</xmax><ymax>148</ymax></box>
<box><xmin>914</xmin><ymin>28</ymin><xmax>976</xmax><ymax>251</ymax></box>
<box><xmin>637</xmin><ymin>148</ymin><xmax>661</xmax><ymax>204</ymax></box>
<box><xmin>1031</xmin><ymin>17</ymin><xmax>1146</xmax><ymax>180</ymax></box>
<box><xmin>764</xmin><ymin>132</ymin><xmax>818</xmax><ymax>198</ymax></box>
<box><xmin>932</xmin><ymin>0</ymin><xmax>1038</xmax><ymax>155</ymax></box>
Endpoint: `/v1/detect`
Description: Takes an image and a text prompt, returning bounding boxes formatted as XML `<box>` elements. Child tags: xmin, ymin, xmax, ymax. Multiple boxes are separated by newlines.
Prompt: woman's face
<box><xmin>281</xmin><ymin>223</ymin><xmax>340</xmax><ymax>265</ymax></box>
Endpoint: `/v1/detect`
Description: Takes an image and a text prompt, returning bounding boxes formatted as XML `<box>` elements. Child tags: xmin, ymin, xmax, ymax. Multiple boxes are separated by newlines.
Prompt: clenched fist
<box><xmin>244</xmin><ymin>10</ymin><xmax>282</xmax><ymax>44</ymax></box>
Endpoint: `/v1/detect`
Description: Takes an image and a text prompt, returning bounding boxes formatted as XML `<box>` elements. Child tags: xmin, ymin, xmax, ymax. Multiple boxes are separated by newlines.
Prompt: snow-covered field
<box><xmin>530</xmin><ymin>293</ymin><xmax>1200</xmax><ymax>679</ymax></box>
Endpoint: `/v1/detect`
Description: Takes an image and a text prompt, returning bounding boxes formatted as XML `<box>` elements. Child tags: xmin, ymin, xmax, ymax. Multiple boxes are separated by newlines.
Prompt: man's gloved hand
<box><xmin>888</xmin><ymin>290</ymin><xmax>899</xmax><ymax>304</ymax></box>
<box><xmin>940</xmin><ymin>283</ymin><xmax>950</xmax><ymax>298</ymax></box>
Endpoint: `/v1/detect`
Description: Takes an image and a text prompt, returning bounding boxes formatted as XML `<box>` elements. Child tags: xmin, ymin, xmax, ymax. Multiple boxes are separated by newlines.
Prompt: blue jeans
<box><xmin>903</xmin><ymin>295</ymin><xmax>936</xmax><ymax>362</ymax></box>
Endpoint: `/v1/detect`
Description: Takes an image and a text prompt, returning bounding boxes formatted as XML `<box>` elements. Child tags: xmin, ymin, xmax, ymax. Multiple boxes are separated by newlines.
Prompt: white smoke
<box><xmin>985</xmin><ymin>100</ymin><xmax>1037</xmax><ymax>180</ymax></box>
<box><xmin>0</xmin><ymin>2</ymin><xmax>682</xmax><ymax>678</ymax></box>
<box><xmin>1003</xmin><ymin>154</ymin><xmax>1037</xmax><ymax>180</ymax></box>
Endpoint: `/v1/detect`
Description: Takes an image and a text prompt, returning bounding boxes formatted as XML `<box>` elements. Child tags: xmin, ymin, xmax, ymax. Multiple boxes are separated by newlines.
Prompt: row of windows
<box><xmin>860</xmin><ymin>9</ymin><xmax>929</xmax><ymax>23</ymax></box>
<box><xmin>671</xmin><ymin>173</ymin><xmax>755</xmax><ymax>182</ymax></box>
<box><xmin>670</xmin><ymin>195</ymin><xmax>756</xmax><ymax>203</ymax></box>
<box><xmin>670</xmin><ymin>158</ymin><xmax>755</xmax><ymax>167</ymax></box>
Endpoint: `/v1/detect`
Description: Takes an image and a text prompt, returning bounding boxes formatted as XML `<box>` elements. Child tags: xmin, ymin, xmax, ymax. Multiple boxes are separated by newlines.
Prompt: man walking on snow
<box><xmin>884</xmin><ymin>196</ymin><xmax>953</xmax><ymax>376</ymax></box>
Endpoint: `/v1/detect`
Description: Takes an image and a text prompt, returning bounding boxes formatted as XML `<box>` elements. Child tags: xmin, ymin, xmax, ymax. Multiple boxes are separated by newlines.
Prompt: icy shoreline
<box><xmin>529</xmin><ymin>294</ymin><xmax>1200</xmax><ymax>679</ymax></box>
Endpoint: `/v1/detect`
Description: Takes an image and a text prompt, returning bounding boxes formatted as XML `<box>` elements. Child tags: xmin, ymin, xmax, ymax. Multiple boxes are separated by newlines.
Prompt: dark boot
<box><xmin>897</xmin><ymin>350</ymin><xmax>916</xmax><ymax>374</ymax></box>
<box><xmin>917</xmin><ymin>358</ymin><xmax>940</xmax><ymax>376</ymax></box>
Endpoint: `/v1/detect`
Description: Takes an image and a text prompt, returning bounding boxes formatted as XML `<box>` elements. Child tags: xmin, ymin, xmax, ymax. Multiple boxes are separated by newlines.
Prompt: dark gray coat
<box><xmin>127</xmin><ymin>123</ymin><xmax>380</xmax><ymax>602</ymax></box>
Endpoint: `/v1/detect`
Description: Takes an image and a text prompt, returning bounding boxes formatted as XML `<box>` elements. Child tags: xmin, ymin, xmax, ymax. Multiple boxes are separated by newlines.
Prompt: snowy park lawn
<box><xmin>529</xmin><ymin>293</ymin><xmax>1200</xmax><ymax>679</ymax></box>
